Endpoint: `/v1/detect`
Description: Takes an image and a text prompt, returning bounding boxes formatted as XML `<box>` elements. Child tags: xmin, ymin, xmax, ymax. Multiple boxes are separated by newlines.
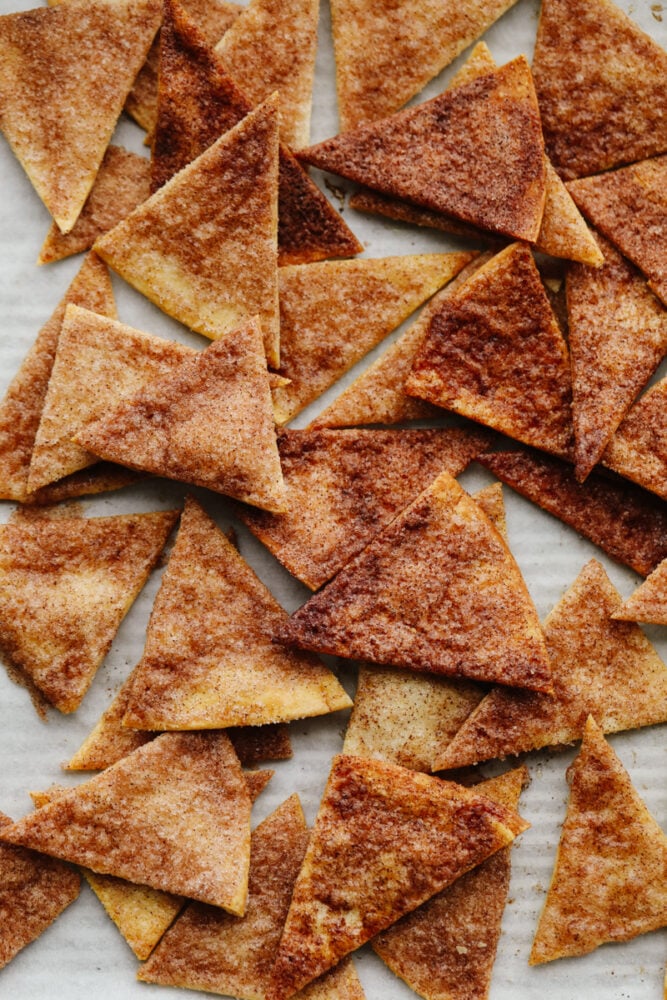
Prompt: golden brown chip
<box><xmin>0</xmin><ymin>0</ymin><xmax>160</xmax><ymax>232</ymax></box>
<box><xmin>530</xmin><ymin>717</ymin><xmax>667</xmax><ymax>963</ymax></box>
<box><xmin>215</xmin><ymin>0</ymin><xmax>319</xmax><ymax>149</ymax></box>
<box><xmin>24</xmin><ymin>464</ymin><xmax>145</xmax><ymax>507</ymax></box>
<box><xmin>276</xmin><ymin>471</ymin><xmax>552</xmax><ymax>692</ymax></box>
<box><xmin>536</xmin><ymin>159</ymin><xmax>605</xmax><ymax>266</ymax></box>
<box><xmin>273</xmin><ymin>252</ymin><xmax>475</xmax><ymax>425</ymax></box>
<box><xmin>0</xmin><ymin>509</ymin><xmax>178</xmax><ymax>713</ymax></box>
<box><xmin>297</xmin><ymin>57</ymin><xmax>546</xmax><ymax>243</ymax></box>
<box><xmin>567</xmin><ymin>232</ymin><xmax>667</xmax><ymax>481</ymax></box>
<box><xmin>267</xmin><ymin>754</ymin><xmax>528</xmax><ymax>999</ymax></box>
<box><xmin>0</xmin><ymin>811</ymin><xmax>80</xmax><ymax>970</ymax></box>
<box><xmin>372</xmin><ymin>768</ymin><xmax>527</xmax><ymax>1000</ymax></box>
<box><xmin>0</xmin><ymin>731</ymin><xmax>252</xmax><ymax>913</ymax></box>
<box><xmin>567</xmin><ymin>155</ymin><xmax>667</xmax><ymax>308</ymax></box>
<box><xmin>406</xmin><ymin>243</ymin><xmax>574</xmax><ymax>458</ymax></box>
<box><xmin>479</xmin><ymin>447</ymin><xmax>667</xmax><ymax>576</ymax></box>
<box><xmin>239</xmin><ymin>427</ymin><xmax>492</xmax><ymax>591</ymax></box>
<box><xmin>532</xmin><ymin>0</ymin><xmax>667</xmax><ymax>179</ymax></box>
<box><xmin>612</xmin><ymin>558</ymin><xmax>667</xmax><ymax>625</ymax></box>
<box><xmin>121</xmin><ymin>496</ymin><xmax>351</xmax><ymax>730</ymax></box>
<box><xmin>37</xmin><ymin>146</ymin><xmax>150</xmax><ymax>265</ymax></box>
<box><xmin>601</xmin><ymin>377</ymin><xmax>667</xmax><ymax>501</ymax></box>
<box><xmin>435</xmin><ymin>559</ymin><xmax>667</xmax><ymax>770</ymax></box>
<box><xmin>297</xmin><ymin>960</ymin><xmax>366</xmax><ymax>1000</ymax></box>
<box><xmin>0</xmin><ymin>254</ymin><xmax>116</xmax><ymax>503</ymax></box>
<box><xmin>94</xmin><ymin>97</ymin><xmax>280</xmax><ymax>367</ymax></box>
<box><xmin>75</xmin><ymin>318</ymin><xmax>287</xmax><ymax>513</ymax></box>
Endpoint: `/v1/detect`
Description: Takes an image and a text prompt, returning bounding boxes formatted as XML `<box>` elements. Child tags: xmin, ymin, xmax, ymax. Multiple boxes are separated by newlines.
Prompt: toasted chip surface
<box><xmin>602</xmin><ymin>377</ymin><xmax>667</xmax><ymax>501</ymax></box>
<box><xmin>84</xmin><ymin>872</ymin><xmax>184</xmax><ymax>961</ymax></box>
<box><xmin>613</xmin><ymin>558</ymin><xmax>667</xmax><ymax>625</ymax></box>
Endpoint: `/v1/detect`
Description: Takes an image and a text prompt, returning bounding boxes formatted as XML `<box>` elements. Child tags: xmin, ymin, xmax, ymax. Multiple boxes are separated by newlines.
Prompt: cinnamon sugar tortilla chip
<box><xmin>532</xmin><ymin>0</ymin><xmax>667</xmax><ymax>179</ymax></box>
<box><xmin>276</xmin><ymin>471</ymin><xmax>552</xmax><ymax>692</ymax></box>
<box><xmin>95</xmin><ymin>97</ymin><xmax>280</xmax><ymax>367</ymax></box>
<box><xmin>479</xmin><ymin>448</ymin><xmax>667</xmax><ymax>576</ymax></box>
<box><xmin>436</xmin><ymin>559</ymin><xmax>667</xmax><ymax>770</ymax></box>
<box><xmin>568</xmin><ymin>155</ymin><xmax>667</xmax><ymax>308</ymax></box>
<box><xmin>273</xmin><ymin>252</ymin><xmax>475</xmax><ymax>425</ymax></box>
<box><xmin>0</xmin><ymin>254</ymin><xmax>116</xmax><ymax>503</ymax></box>
<box><xmin>0</xmin><ymin>0</ymin><xmax>160</xmax><ymax>232</ymax></box>
<box><xmin>406</xmin><ymin>243</ymin><xmax>574</xmax><ymax>459</ymax></box>
<box><xmin>215</xmin><ymin>0</ymin><xmax>319</xmax><ymax>149</ymax></box>
<box><xmin>228</xmin><ymin>724</ymin><xmax>292</xmax><ymax>765</ymax></box>
<box><xmin>238</xmin><ymin>427</ymin><xmax>492</xmax><ymax>591</ymax></box>
<box><xmin>267</xmin><ymin>754</ymin><xmax>528</xmax><ymax>999</ymax></box>
<box><xmin>75</xmin><ymin>319</ymin><xmax>287</xmax><ymax>513</ymax></box>
<box><xmin>613</xmin><ymin>558</ymin><xmax>667</xmax><ymax>625</ymax></box>
<box><xmin>602</xmin><ymin>377</ymin><xmax>667</xmax><ymax>501</ymax></box>
<box><xmin>121</xmin><ymin>496</ymin><xmax>351</xmax><ymax>731</ymax></box>
<box><xmin>530</xmin><ymin>717</ymin><xmax>667</xmax><ymax>963</ymax></box>
<box><xmin>0</xmin><ymin>731</ymin><xmax>252</xmax><ymax>913</ymax></box>
<box><xmin>25</xmin><ymin>464</ymin><xmax>144</xmax><ymax>507</ymax></box>
<box><xmin>0</xmin><ymin>812</ymin><xmax>80</xmax><ymax>970</ymax></box>
<box><xmin>297</xmin><ymin>57</ymin><xmax>546</xmax><ymax>243</ymax></box>
<box><xmin>0</xmin><ymin>509</ymin><xmax>178</xmax><ymax>714</ymax></box>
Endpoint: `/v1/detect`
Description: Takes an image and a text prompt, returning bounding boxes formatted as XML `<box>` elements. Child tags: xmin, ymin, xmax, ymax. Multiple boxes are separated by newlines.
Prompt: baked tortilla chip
<box><xmin>276</xmin><ymin>471</ymin><xmax>552</xmax><ymax>692</ymax></box>
<box><xmin>228</xmin><ymin>724</ymin><xmax>293</xmax><ymax>765</ymax></box>
<box><xmin>406</xmin><ymin>243</ymin><xmax>574</xmax><ymax>458</ymax></box>
<box><xmin>0</xmin><ymin>509</ymin><xmax>178</xmax><ymax>713</ymax></box>
<box><xmin>372</xmin><ymin>768</ymin><xmax>527</xmax><ymax>1000</ymax></box>
<box><xmin>0</xmin><ymin>254</ymin><xmax>115</xmax><ymax>503</ymax></box>
<box><xmin>95</xmin><ymin>97</ymin><xmax>280</xmax><ymax>367</ymax></box>
<box><xmin>613</xmin><ymin>558</ymin><xmax>667</xmax><ymax>625</ymax></box>
<box><xmin>479</xmin><ymin>448</ymin><xmax>667</xmax><ymax>576</ymax></box>
<box><xmin>298</xmin><ymin>56</ymin><xmax>546</xmax><ymax>243</ymax></box>
<box><xmin>0</xmin><ymin>0</ymin><xmax>160</xmax><ymax>232</ymax></box>
<box><xmin>215</xmin><ymin>0</ymin><xmax>318</xmax><ymax>149</ymax></box>
<box><xmin>121</xmin><ymin>496</ymin><xmax>351</xmax><ymax>730</ymax></box>
<box><xmin>273</xmin><ymin>252</ymin><xmax>475</xmax><ymax>425</ymax></box>
<box><xmin>24</xmin><ymin>464</ymin><xmax>144</xmax><ymax>507</ymax></box>
<box><xmin>568</xmin><ymin>155</ymin><xmax>667</xmax><ymax>308</ymax></box>
<box><xmin>532</xmin><ymin>0</ymin><xmax>667</xmax><ymax>179</ymax></box>
<box><xmin>530</xmin><ymin>717</ymin><xmax>667</xmax><ymax>963</ymax></box>
<box><xmin>238</xmin><ymin>427</ymin><xmax>492</xmax><ymax>591</ymax></box>
<box><xmin>568</xmin><ymin>233</ymin><xmax>667</xmax><ymax>481</ymax></box>
<box><xmin>267</xmin><ymin>754</ymin><xmax>528</xmax><ymax>999</ymax></box>
<box><xmin>602</xmin><ymin>377</ymin><xmax>667</xmax><ymax>502</ymax></box>
<box><xmin>75</xmin><ymin>319</ymin><xmax>287</xmax><ymax>512</ymax></box>
<box><xmin>0</xmin><ymin>811</ymin><xmax>80</xmax><ymax>970</ymax></box>
<box><xmin>0</xmin><ymin>731</ymin><xmax>252</xmax><ymax>913</ymax></box>
<box><xmin>436</xmin><ymin>559</ymin><xmax>667</xmax><ymax>770</ymax></box>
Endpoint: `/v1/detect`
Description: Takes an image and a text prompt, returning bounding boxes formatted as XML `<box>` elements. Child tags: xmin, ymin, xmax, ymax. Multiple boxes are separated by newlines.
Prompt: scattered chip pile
<box><xmin>1</xmin><ymin>0</ymin><xmax>667</xmax><ymax>997</ymax></box>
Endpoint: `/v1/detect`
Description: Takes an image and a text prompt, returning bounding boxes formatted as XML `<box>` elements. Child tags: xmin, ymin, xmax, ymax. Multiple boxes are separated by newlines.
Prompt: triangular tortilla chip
<box><xmin>0</xmin><ymin>731</ymin><xmax>252</xmax><ymax>913</ymax></box>
<box><xmin>228</xmin><ymin>724</ymin><xmax>293</xmax><ymax>765</ymax></box>
<box><xmin>276</xmin><ymin>471</ymin><xmax>552</xmax><ymax>692</ymax></box>
<box><xmin>479</xmin><ymin>447</ymin><xmax>667</xmax><ymax>576</ymax></box>
<box><xmin>613</xmin><ymin>558</ymin><xmax>667</xmax><ymax>625</ymax></box>
<box><xmin>436</xmin><ymin>559</ymin><xmax>667</xmax><ymax>770</ymax></box>
<box><xmin>0</xmin><ymin>812</ymin><xmax>80</xmax><ymax>970</ymax></box>
<box><xmin>568</xmin><ymin>155</ymin><xmax>667</xmax><ymax>308</ymax></box>
<box><xmin>0</xmin><ymin>0</ymin><xmax>160</xmax><ymax>232</ymax></box>
<box><xmin>214</xmin><ymin>0</ymin><xmax>319</xmax><ymax>149</ymax></box>
<box><xmin>531</xmin><ymin>0</ymin><xmax>667</xmax><ymax>180</ymax></box>
<box><xmin>94</xmin><ymin>97</ymin><xmax>280</xmax><ymax>367</ymax></box>
<box><xmin>567</xmin><ymin>232</ymin><xmax>667</xmax><ymax>481</ymax></box>
<box><xmin>535</xmin><ymin>159</ymin><xmax>605</xmax><ymax>266</ymax></box>
<box><xmin>27</xmin><ymin>305</ymin><xmax>195</xmax><ymax>493</ymax></box>
<box><xmin>0</xmin><ymin>254</ymin><xmax>116</xmax><ymax>502</ymax></box>
<box><xmin>297</xmin><ymin>57</ymin><xmax>546</xmax><ymax>243</ymax></box>
<box><xmin>121</xmin><ymin>496</ymin><xmax>351</xmax><ymax>730</ymax></box>
<box><xmin>406</xmin><ymin>243</ymin><xmax>574</xmax><ymax>458</ymax></box>
<box><xmin>602</xmin><ymin>377</ymin><xmax>667</xmax><ymax>501</ymax></box>
<box><xmin>330</xmin><ymin>0</ymin><xmax>519</xmax><ymax>131</ymax></box>
<box><xmin>272</xmin><ymin>252</ymin><xmax>475</xmax><ymax>424</ymax></box>
<box><xmin>25</xmin><ymin>464</ymin><xmax>144</xmax><ymax>508</ymax></box>
<box><xmin>298</xmin><ymin>960</ymin><xmax>365</xmax><ymax>1000</ymax></box>
<box><xmin>37</xmin><ymin>146</ymin><xmax>150</xmax><ymax>266</ymax></box>
<box><xmin>372</xmin><ymin>768</ymin><xmax>527</xmax><ymax>1000</ymax></box>
<box><xmin>75</xmin><ymin>319</ymin><xmax>287</xmax><ymax>512</ymax></box>
<box><xmin>238</xmin><ymin>427</ymin><xmax>492</xmax><ymax>590</ymax></box>
<box><xmin>267</xmin><ymin>754</ymin><xmax>528</xmax><ymax>999</ymax></box>
<box><xmin>0</xmin><ymin>508</ymin><xmax>178</xmax><ymax>713</ymax></box>
<box><xmin>530</xmin><ymin>717</ymin><xmax>667</xmax><ymax>963</ymax></box>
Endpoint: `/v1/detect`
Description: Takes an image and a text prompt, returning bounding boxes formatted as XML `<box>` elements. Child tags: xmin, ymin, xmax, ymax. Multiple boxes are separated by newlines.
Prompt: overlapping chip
<box><xmin>613</xmin><ymin>558</ymin><xmax>667</xmax><ymax>625</ymax></box>
<box><xmin>602</xmin><ymin>377</ymin><xmax>667</xmax><ymax>501</ymax></box>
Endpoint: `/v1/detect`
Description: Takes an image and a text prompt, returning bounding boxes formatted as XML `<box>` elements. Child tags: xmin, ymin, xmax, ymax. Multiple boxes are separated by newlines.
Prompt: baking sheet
<box><xmin>1</xmin><ymin>0</ymin><xmax>667</xmax><ymax>995</ymax></box>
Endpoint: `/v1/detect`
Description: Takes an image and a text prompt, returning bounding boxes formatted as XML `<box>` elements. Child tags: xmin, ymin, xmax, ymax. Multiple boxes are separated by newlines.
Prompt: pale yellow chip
<box><xmin>0</xmin><ymin>0</ymin><xmax>160</xmax><ymax>232</ymax></box>
<box><xmin>0</xmin><ymin>509</ymin><xmax>178</xmax><ymax>714</ymax></box>
<box><xmin>121</xmin><ymin>496</ymin><xmax>351</xmax><ymax>731</ymax></box>
<box><xmin>612</xmin><ymin>558</ymin><xmax>667</xmax><ymax>625</ymax></box>
<box><xmin>602</xmin><ymin>376</ymin><xmax>667</xmax><ymax>501</ymax></box>
<box><xmin>436</xmin><ymin>559</ymin><xmax>667</xmax><ymax>770</ymax></box>
<box><xmin>272</xmin><ymin>252</ymin><xmax>476</xmax><ymax>425</ymax></box>
<box><xmin>94</xmin><ymin>97</ymin><xmax>280</xmax><ymax>367</ymax></box>
<box><xmin>215</xmin><ymin>0</ymin><xmax>318</xmax><ymax>149</ymax></box>
<box><xmin>530</xmin><ymin>717</ymin><xmax>667</xmax><ymax>963</ymax></box>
